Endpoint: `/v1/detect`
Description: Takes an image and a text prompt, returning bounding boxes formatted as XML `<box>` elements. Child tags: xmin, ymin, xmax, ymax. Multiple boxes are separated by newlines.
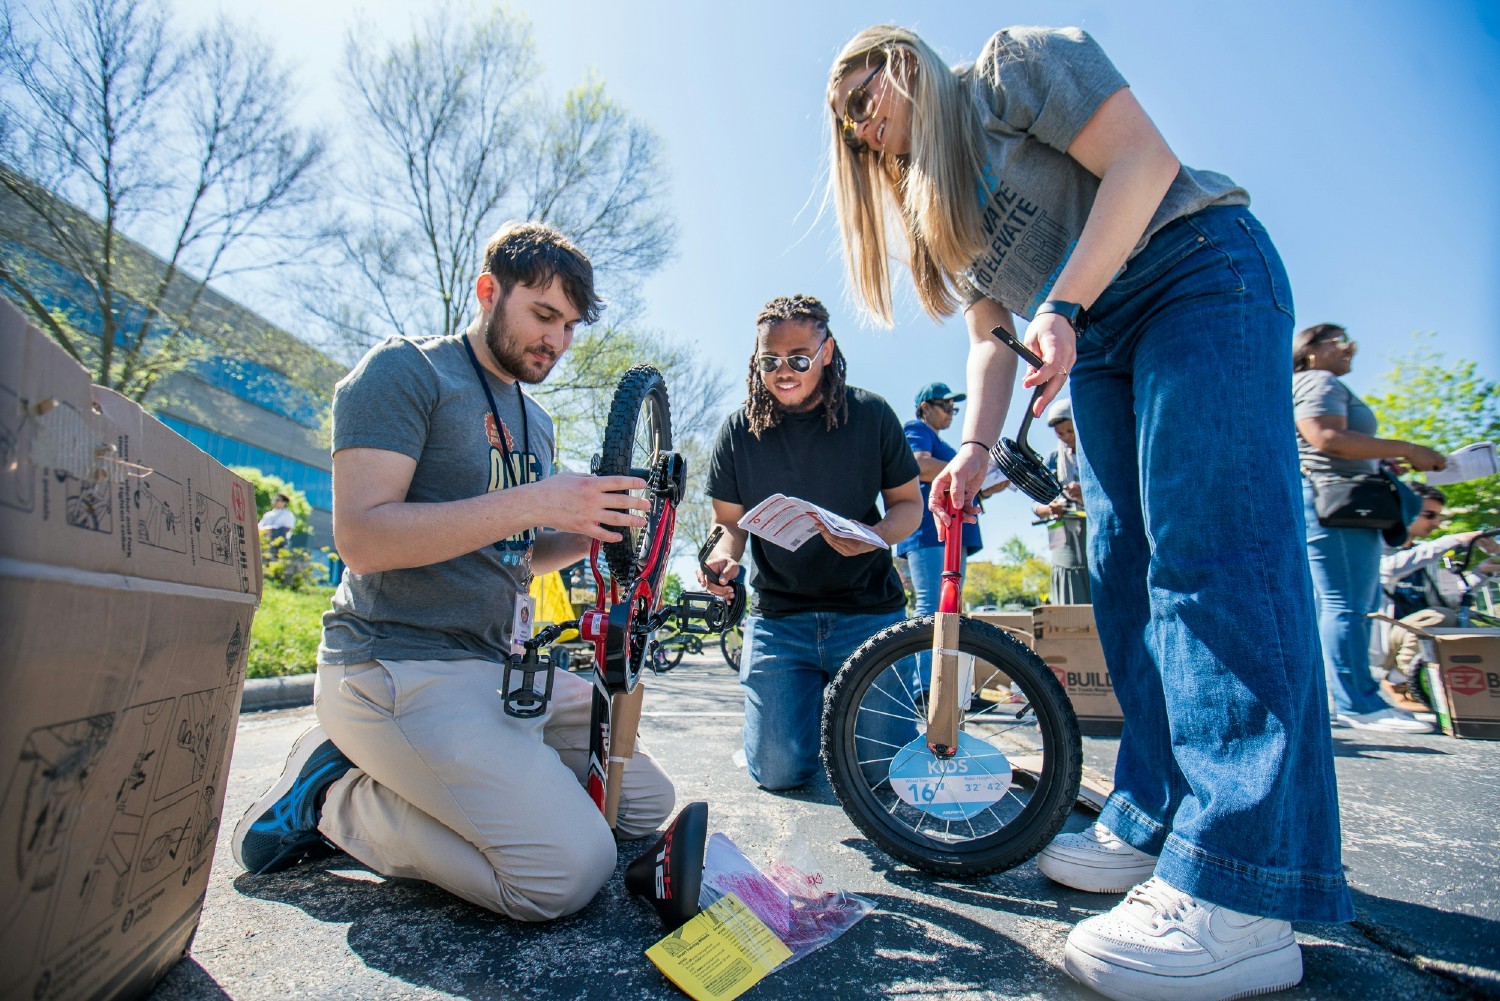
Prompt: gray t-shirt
<box><xmin>319</xmin><ymin>333</ymin><xmax>555</xmax><ymax>665</ymax></box>
<box><xmin>1292</xmin><ymin>369</ymin><xmax>1378</xmax><ymax>475</ymax></box>
<box><xmin>958</xmin><ymin>27</ymin><xmax>1250</xmax><ymax>316</ymax></box>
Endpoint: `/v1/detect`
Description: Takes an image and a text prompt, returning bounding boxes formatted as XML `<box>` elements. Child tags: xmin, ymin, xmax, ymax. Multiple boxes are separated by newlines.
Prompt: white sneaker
<box><xmin>1333</xmin><ymin>706</ymin><xmax>1435</xmax><ymax>733</ymax></box>
<box><xmin>1038</xmin><ymin>822</ymin><xmax>1158</xmax><ymax>893</ymax></box>
<box><xmin>1065</xmin><ymin>876</ymin><xmax>1302</xmax><ymax>1001</ymax></box>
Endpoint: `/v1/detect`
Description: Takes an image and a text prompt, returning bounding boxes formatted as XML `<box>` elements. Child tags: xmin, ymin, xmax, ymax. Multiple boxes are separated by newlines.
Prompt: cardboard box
<box><xmin>0</xmin><ymin>299</ymin><xmax>261</xmax><ymax>1001</ymax></box>
<box><xmin>969</xmin><ymin>606</ymin><xmax>1121</xmax><ymax>733</ymax></box>
<box><xmin>1034</xmin><ymin>635</ymin><xmax>1122</xmax><ymax>736</ymax></box>
<box><xmin>1033</xmin><ymin>604</ymin><xmax>1098</xmax><ymax>641</ymax></box>
<box><xmin>970</xmin><ymin>611</ymin><xmax>1034</xmax><ymax>646</ymax></box>
<box><xmin>1415</xmin><ymin>628</ymin><xmax>1500</xmax><ymax>739</ymax></box>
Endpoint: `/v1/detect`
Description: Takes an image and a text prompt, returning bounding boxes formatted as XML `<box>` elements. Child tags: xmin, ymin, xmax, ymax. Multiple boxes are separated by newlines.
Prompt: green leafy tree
<box><xmin>1365</xmin><ymin>336</ymin><xmax>1499</xmax><ymax>532</ymax></box>
<box><xmin>964</xmin><ymin>535</ymin><xmax>1050</xmax><ymax>608</ymax></box>
<box><xmin>0</xmin><ymin>0</ymin><xmax>328</xmax><ymax>403</ymax></box>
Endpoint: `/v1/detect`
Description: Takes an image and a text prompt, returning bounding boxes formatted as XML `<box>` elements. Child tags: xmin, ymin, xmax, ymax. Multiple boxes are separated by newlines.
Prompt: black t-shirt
<box><xmin>705</xmin><ymin>386</ymin><xmax>919</xmax><ymax>617</ymax></box>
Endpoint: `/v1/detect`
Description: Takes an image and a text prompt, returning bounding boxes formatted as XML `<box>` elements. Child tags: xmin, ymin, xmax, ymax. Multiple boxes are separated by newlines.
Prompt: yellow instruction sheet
<box><xmin>646</xmin><ymin>893</ymin><xmax>793</xmax><ymax>1001</ymax></box>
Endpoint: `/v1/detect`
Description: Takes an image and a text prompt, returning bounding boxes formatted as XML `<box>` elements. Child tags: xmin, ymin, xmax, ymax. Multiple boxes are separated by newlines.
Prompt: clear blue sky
<box><xmin>180</xmin><ymin>0</ymin><xmax>1500</xmax><ymax>557</ymax></box>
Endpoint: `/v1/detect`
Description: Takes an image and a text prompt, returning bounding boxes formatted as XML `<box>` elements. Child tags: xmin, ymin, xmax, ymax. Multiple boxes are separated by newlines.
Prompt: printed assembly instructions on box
<box><xmin>738</xmin><ymin>494</ymin><xmax>888</xmax><ymax>552</ymax></box>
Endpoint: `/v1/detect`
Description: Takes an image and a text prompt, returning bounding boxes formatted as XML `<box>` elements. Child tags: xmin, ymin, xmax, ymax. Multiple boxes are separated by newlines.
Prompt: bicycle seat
<box><xmin>625</xmin><ymin>800</ymin><xmax>708</xmax><ymax>930</ymax></box>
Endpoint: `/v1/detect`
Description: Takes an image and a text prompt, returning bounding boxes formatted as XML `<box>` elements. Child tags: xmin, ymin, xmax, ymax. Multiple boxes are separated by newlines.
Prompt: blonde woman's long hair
<box><xmin>827</xmin><ymin>26</ymin><xmax>987</xmax><ymax>325</ymax></box>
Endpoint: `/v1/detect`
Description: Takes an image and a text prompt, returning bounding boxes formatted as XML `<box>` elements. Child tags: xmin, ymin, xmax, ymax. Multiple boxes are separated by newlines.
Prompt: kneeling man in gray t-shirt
<box><xmin>231</xmin><ymin>221</ymin><xmax>674</xmax><ymax>922</ymax></box>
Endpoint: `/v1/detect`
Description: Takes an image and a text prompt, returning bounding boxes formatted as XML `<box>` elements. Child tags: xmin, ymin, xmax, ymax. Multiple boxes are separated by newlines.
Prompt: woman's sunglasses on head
<box><xmin>839</xmin><ymin>59</ymin><xmax>886</xmax><ymax>151</ymax></box>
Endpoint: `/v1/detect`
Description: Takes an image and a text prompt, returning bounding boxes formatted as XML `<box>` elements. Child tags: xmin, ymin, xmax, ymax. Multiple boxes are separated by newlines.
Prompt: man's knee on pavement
<box><xmin>613</xmin><ymin>770</ymin><xmax>675</xmax><ymax>841</ymax></box>
<box><xmin>751</xmin><ymin>762</ymin><xmax>816</xmax><ymax>792</ymax></box>
<box><xmin>485</xmin><ymin>820</ymin><xmax>617</xmax><ymax>922</ymax></box>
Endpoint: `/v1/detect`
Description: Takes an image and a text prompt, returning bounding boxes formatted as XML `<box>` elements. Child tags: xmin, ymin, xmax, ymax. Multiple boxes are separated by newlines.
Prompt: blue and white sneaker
<box><xmin>232</xmin><ymin>724</ymin><xmax>353</xmax><ymax>875</ymax></box>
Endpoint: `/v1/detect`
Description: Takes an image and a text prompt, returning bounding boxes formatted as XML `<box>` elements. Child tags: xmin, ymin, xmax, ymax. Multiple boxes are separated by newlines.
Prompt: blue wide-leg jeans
<box><xmin>1301</xmin><ymin>481</ymin><xmax>1385</xmax><ymax>715</ymax></box>
<box><xmin>740</xmin><ymin>608</ymin><xmax>905</xmax><ymax>790</ymax></box>
<box><xmin>1069</xmin><ymin>206</ymin><xmax>1353</xmax><ymax>922</ymax></box>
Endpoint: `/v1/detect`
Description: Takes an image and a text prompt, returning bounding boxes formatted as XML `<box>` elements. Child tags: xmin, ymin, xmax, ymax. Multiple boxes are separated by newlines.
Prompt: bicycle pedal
<box><xmin>500</xmin><ymin>650</ymin><xmax>554</xmax><ymax>719</ymax></box>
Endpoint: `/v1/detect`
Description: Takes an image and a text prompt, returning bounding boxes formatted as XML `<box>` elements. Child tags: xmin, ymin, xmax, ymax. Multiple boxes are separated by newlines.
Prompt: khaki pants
<box><xmin>1384</xmin><ymin>608</ymin><xmax>1458</xmax><ymax>684</ymax></box>
<box><xmin>314</xmin><ymin>658</ymin><xmax>674</xmax><ymax>921</ymax></box>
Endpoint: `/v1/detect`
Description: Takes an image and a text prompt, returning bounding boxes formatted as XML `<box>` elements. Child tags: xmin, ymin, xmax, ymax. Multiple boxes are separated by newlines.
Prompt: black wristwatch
<box><xmin>1035</xmin><ymin>300</ymin><xmax>1091</xmax><ymax>335</ymax></box>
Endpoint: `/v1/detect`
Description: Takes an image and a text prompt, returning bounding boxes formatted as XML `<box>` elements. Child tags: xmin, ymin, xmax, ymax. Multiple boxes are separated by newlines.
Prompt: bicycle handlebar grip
<box><xmin>927</xmin><ymin>611</ymin><xmax>961</xmax><ymax>759</ymax></box>
<box><xmin>604</xmin><ymin>685</ymin><xmax>646</xmax><ymax>827</ymax></box>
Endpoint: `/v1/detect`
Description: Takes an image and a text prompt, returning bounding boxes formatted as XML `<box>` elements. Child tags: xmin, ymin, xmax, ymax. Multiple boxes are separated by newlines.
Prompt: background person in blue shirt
<box><xmin>898</xmin><ymin>382</ymin><xmax>1007</xmax><ymax>686</ymax></box>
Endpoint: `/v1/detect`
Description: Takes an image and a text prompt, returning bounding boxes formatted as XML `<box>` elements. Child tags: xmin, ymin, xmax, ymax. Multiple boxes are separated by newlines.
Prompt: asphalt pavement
<box><xmin>151</xmin><ymin>654</ymin><xmax>1500</xmax><ymax>1001</ymax></box>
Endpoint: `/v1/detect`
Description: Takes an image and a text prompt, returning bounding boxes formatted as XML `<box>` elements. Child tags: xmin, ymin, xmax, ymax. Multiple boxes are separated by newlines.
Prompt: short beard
<box><xmin>484</xmin><ymin>303</ymin><xmax>557</xmax><ymax>385</ymax></box>
<box><xmin>771</xmin><ymin>378</ymin><xmax>823</xmax><ymax>414</ymax></box>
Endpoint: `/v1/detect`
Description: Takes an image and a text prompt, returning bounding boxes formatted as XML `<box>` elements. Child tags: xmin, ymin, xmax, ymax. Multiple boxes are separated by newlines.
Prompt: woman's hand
<box><xmin>1020</xmin><ymin>315</ymin><xmax>1078</xmax><ymax>416</ymax></box>
<box><xmin>930</xmin><ymin>444</ymin><xmax>988</xmax><ymax>535</ymax></box>
<box><xmin>1401</xmin><ymin>444</ymin><xmax>1447</xmax><ymax>473</ymax></box>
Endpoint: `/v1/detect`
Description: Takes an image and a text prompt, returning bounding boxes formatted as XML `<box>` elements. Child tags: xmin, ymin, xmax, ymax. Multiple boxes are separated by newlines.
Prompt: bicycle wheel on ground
<box><xmin>653</xmin><ymin>623</ymin><xmax>688</xmax><ymax>671</ymax></box>
<box><xmin>595</xmin><ymin>366</ymin><xmax>672</xmax><ymax>584</ymax></box>
<box><xmin>822</xmin><ymin>616</ymin><xmax>1081</xmax><ymax>878</ymax></box>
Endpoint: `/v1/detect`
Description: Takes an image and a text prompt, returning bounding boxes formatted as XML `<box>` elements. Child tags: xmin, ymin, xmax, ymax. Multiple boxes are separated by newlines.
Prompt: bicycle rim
<box><xmin>596</xmin><ymin>366</ymin><xmax>672</xmax><ymax>583</ymax></box>
<box><xmin>720</xmin><ymin>626</ymin><xmax>742</xmax><ymax>670</ymax></box>
<box><xmin>822</xmin><ymin>617</ymin><xmax>1081</xmax><ymax>877</ymax></box>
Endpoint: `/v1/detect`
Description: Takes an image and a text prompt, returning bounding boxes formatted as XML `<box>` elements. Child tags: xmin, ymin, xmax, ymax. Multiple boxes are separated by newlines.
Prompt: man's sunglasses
<box><xmin>839</xmin><ymin>60</ymin><xmax>885</xmax><ymax>151</ymax></box>
<box><xmin>756</xmin><ymin>336</ymin><xmax>828</xmax><ymax>374</ymax></box>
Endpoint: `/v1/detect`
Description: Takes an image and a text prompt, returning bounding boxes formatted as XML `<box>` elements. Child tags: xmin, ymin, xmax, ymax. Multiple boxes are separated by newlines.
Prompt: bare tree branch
<box><xmin>0</xmin><ymin>0</ymin><xmax>328</xmax><ymax>403</ymax></box>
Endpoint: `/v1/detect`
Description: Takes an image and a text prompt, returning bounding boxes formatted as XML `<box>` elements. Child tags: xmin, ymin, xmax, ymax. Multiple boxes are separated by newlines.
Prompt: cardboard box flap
<box><xmin>1033</xmin><ymin>604</ymin><xmax>1098</xmax><ymax>639</ymax></box>
<box><xmin>0</xmin><ymin>299</ymin><xmax>261</xmax><ymax>596</ymax></box>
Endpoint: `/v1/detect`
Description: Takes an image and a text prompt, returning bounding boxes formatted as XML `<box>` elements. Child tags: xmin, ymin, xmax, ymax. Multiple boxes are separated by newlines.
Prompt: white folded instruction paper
<box><xmin>738</xmin><ymin>493</ymin><xmax>889</xmax><ymax>552</ymax></box>
<box><xmin>1425</xmin><ymin>441</ymin><xmax>1498</xmax><ymax>486</ymax></box>
<box><xmin>981</xmin><ymin>461</ymin><xmax>1009</xmax><ymax>493</ymax></box>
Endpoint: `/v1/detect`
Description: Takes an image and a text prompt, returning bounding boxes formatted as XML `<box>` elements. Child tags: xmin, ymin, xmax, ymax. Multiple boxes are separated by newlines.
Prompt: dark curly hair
<box><xmin>1292</xmin><ymin>323</ymin><xmax>1347</xmax><ymax>373</ymax></box>
<box><xmin>746</xmin><ymin>294</ymin><xmax>849</xmax><ymax>438</ymax></box>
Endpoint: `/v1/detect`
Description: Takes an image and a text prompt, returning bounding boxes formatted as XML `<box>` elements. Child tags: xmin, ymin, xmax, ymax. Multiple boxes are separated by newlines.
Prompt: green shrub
<box><xmin>248</xmin><ymin>585</ymin><xmax>332</xmax><ymax>678</ymax></box>
<box><xmin>263</xmin><ymin>536</ymin><xmax>331</xmax><ymax>591</ymax></box>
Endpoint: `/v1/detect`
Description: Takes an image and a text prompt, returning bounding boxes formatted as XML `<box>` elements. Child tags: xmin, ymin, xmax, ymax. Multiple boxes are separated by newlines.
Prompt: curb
<box><xmin>241</xmin><ymin>674</ymin><xmax>315</xmax><ymax>713</ymax></box>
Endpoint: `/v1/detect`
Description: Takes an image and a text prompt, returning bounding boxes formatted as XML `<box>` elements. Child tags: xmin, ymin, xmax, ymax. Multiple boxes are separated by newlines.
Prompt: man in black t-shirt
<box><xmin>700</xmin><ymin>295</ymin><xmax>921</xmax><ymax>790</ymax></box>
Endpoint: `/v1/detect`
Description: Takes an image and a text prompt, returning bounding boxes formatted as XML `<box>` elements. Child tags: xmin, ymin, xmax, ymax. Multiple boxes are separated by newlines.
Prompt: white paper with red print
<box><xmin>737</xmin><ymin>494</ymin><xmax>888</xmax><ymax>552</ymax></box>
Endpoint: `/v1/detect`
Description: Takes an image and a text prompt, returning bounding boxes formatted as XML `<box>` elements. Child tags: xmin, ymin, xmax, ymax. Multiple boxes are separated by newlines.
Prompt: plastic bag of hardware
<box><xmin>697</xmin><ymin>831</ymin><xmax>873</xmax><ymax>971</ymax></box>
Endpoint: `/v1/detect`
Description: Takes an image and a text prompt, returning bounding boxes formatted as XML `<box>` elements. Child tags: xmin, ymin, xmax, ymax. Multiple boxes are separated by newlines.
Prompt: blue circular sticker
<box><xmin>888</xmin><ymin>732</ymin><xmax>1013</xmax><ymax>821</ymax></box>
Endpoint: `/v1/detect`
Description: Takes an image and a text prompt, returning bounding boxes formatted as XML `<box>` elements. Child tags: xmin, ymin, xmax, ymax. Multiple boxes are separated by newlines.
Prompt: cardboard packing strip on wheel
<box><xmin>0</xmin><ymin>299</ymin><xmax>262</xmax><ymax>1001</ymax></box>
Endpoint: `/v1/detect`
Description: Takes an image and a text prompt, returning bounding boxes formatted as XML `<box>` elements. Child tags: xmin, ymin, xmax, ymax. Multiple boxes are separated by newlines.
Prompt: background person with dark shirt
<box><xmin>700</xmin><ymin>294</ymin><xmax>921</xmax><ymax>791</ymax></box>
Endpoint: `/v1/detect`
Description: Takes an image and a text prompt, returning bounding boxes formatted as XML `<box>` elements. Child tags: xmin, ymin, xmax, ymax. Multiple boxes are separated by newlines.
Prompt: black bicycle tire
<box><xmin>596</xmin><ymin>366</ymin><xmax>672</xmax><ymax>583</ymax></box>
<box><xmin>821</xmin><ymin>617</ymin><xmax>1081</xmax><ymax>878</ymax></box>
<box><xmin>720</xmin><ymin>625</ymin><xmax>742</xmax><ymax>671</ymax></box>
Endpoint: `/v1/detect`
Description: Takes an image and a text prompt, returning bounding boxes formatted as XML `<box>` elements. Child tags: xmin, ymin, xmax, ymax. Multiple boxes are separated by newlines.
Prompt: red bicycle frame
<box><xmin>578</xmin><ymin>500</ymin><xmax>678</xmax><ymax>826</ymax></box>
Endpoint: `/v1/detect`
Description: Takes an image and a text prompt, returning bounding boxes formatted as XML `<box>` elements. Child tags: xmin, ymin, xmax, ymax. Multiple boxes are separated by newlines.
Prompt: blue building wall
<box><xmin>157</xmin><ymin>416</ymin><xmax>333</xmax><ymax>510</ymax></box>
